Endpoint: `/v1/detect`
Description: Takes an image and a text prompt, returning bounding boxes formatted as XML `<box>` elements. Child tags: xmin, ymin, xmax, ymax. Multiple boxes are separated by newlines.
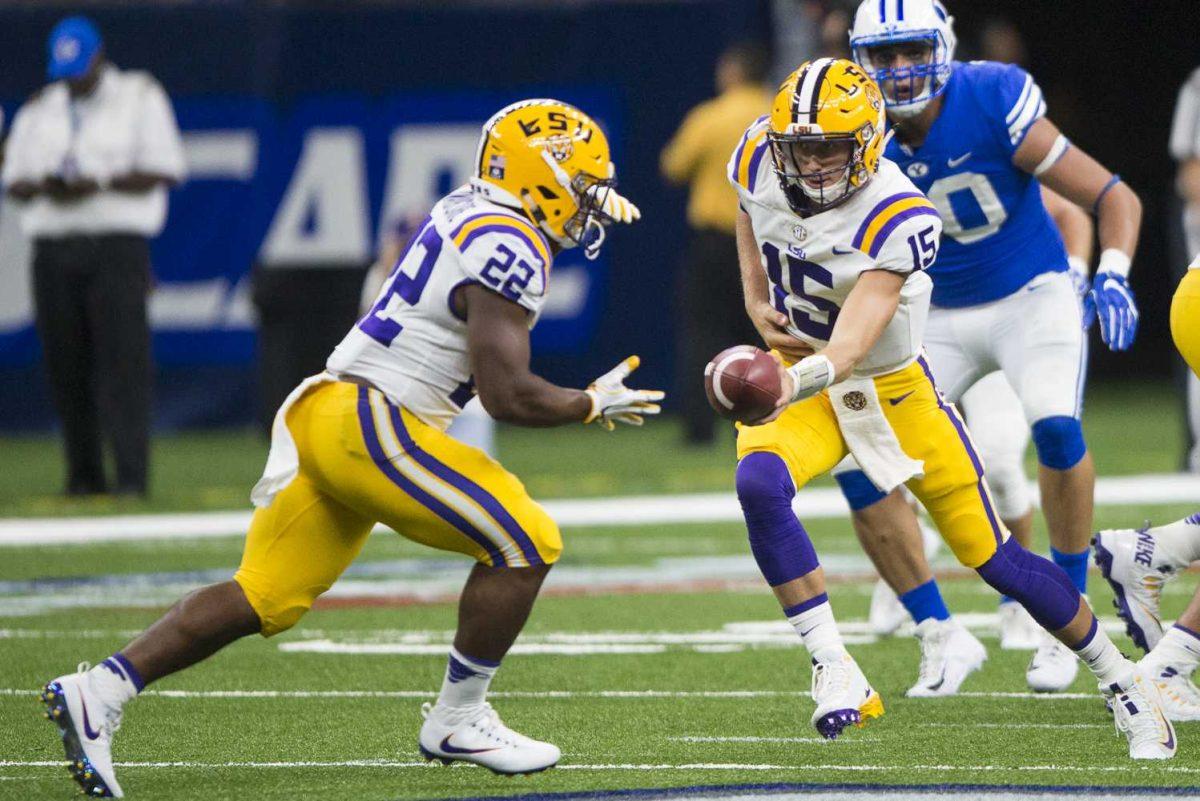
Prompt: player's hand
<box><xmin>1067</xmin><ymin>256</ymin><xmax>1096</xmax><ymax>330</ymax></box>
<box><xmin>586</xmin><ymin>184</ymin><xmax>640</xmax><ymax>224</ymax></box>
<box><xmin>747</xmin><ymin>301</ymin><xmax>812</xmax><ymax>361</ymax></box>
<box><xmin>1091</xmin><ymin>272</ymin><xmax>1138</xmax><ymax>352</ymax></box>
<box><xmin>584</xmin><ymin>356</ymin><xmax>664</xmax><ymax>430</ymax></box>
<box><xmin>744</xmin><ymin>360</ymin><xmax>792</xmax><ymax>426</ymax></box>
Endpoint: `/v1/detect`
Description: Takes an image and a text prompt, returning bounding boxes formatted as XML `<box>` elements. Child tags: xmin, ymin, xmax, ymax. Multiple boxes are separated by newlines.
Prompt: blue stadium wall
<box><xmin>0</xmin><ymin>2</ymin><xmax>768</xmax><ymax>431</ymax></box>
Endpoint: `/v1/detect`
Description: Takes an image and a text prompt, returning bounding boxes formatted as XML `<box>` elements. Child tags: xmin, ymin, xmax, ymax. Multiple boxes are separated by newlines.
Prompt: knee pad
<box><xmin>983</xmin><ymin>459</ymin><xmax>1032</xmax><ymax>521</ymax></box>
<box><xmin>735</xmin><ymin>451</ymin><xmax>795</xmax><ymax>511</ymax></box>
<box><xmin>975</xmin><ymin>538</ymin><xmax>1079</xmax><ymax>631</ymax></box>
<box><xmin>834</xmin><ymin>468</ymin><xmax>888</xmax><ymax>512</ymax></box>
<box><xmin>1031</xmin><ymin>415</ymin><xmax>1087</xmax><ymax>470</ymax></box>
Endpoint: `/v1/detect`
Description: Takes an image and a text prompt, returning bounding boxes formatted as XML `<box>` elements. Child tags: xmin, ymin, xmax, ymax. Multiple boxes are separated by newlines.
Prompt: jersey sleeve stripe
<box><xmin>743</xmin><ymin>136</ymin><xmax>769</xmax><ymax>192</ymax></box>
<box><xmin>851</xmin><ymin>192</ymin><xmax>926</xmax><ymax>249</ymax></box>
<box><xmin>864</xmin><ymin>204</ymin><xmax>940</xmax><ymax>259</ymax></box>
<box><xmin>730</xmin><ymin>116</ymin><xmax>769</xmax><ymax>189</ymax></box>
<box><xmin>1008</xmin><ymin>83</ymin><xmax>1045</xmax><ymax>145</ymax></box>
<box><xmin>451</xmin><ymin>213</ymin><xmax>552</xmax><ymax>267</ymax></box>
<box><xmin>1005</xmin><ymin>74</ymin><xmax>1035</xmax><ymax>124</ymax></box>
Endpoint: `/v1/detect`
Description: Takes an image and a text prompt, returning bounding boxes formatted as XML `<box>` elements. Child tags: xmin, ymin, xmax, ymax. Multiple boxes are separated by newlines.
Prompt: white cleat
<box><xmin>1093</xmin><ymin>527</ymin><xmax>1178</xmax><ymax>652</ymax></box>
<box><xmin>868</xmin><ymin>578</ymin><xmax>909</xmax><ymax>636</ymax></box>
<box><xmin>1103</xmin><ymin>671</ymin><xmax>1177</xmax><ymax>760</ymax></box>
<box><xmin>997</xmin><ymin>601</ymin><xmax>1042</xmax><ymax>650</ymax></box>
<box><xmin>1026</xmin><ymin>632</ymin><xmax>1079</xmax><ymax>692</ymax></box>
<box><xmin>907</xmin><ymin>618</ymin><xmax>987</xmax><ymax>697</ymax></box>
<box><xmin>810</xmin><ymin>653</ymin><xmax>884</xmax><ymax>739</ymax></box>
<box><xmin>418</xmin><ymin>701</ymin><xmax>560</xmax><ymax>775</ymax></box>
<box><xmin>41</xmin><ymin>664</ymin><xmax>124</xmax><ymax>798</ymax></box>
<box><xmin>1140</xmin><ymin>660</ymin><xmax>1200</xmax><ymax>722</ymax></box>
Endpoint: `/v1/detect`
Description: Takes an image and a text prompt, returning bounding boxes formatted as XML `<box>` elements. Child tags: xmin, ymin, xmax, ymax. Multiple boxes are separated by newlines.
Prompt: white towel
<box><xmin>249</xmin><ymin>372</ymin><xmax>337</xmax><ymax>508</ymax></box>
<box><xmin>829</xmin><ymin>376</ymin><xmax>924</xmax><ymax>493</ymax></box>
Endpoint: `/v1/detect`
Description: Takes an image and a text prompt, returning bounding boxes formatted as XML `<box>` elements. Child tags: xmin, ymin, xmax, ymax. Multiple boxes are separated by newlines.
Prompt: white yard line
<box><xmin>0</xmin><ymin>759</ymin><xmax>1196</xmax><ymax>774</ymax></box>
<box><xmin>2</xmin><ymin>473</ymin><xmax>1197</xmax><ymax>546</ymax></box>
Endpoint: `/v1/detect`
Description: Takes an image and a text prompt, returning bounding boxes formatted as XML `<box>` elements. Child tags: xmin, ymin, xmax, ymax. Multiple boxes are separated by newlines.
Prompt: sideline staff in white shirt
<box><xmin>2</xmin><ymin>16</ymin><xmax>186</xmax><ymax>497</ymax></box>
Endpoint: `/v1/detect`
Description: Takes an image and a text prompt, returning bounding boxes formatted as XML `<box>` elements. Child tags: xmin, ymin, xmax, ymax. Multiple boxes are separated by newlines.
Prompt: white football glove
<box><xmin>588</xmin><ymin>184</ymin><xmax>640</xmax><ymax>224</ymax></box>
<box><xmin>584</xmin><ymin>355</ymin><xmax>664</xmax><ymax>430</ymax></box>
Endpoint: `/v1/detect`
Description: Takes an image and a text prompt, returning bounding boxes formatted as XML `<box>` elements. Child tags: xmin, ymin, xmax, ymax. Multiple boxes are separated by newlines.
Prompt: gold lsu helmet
<box><xmin>471</xmin><ymin>99</ymin><xmax>636</xmax><ymax>260</ymax></box>
<box><xmin>767</xmin><ymin>58</ymin><xmax>887</xmax><ymax>214</ymax></box>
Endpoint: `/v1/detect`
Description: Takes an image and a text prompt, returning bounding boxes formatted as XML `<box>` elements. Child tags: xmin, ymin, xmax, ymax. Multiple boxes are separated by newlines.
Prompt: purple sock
<box><xmin>735</xmin><ymin>452</ymin><xmax>820</xmax><ymax>587</ymax></box>
<box><xmin>103</xmin><ymin>653</ymin><xmax>145</xmax><ymax>692</ymax></box>
<box><xmin>976</xmin><ymin>537</ymin><xmax>1080</xmax><ymax>631</ymax></box>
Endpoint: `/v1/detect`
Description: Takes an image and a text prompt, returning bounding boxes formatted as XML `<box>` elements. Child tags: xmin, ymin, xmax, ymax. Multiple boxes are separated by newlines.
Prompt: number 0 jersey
<box><xmin>883</xmin><ymin>61</ymin><xmax>1069</xmax><ymax>308</ymax></box>
<box><xmin>730</xmin><ymin>117</ymin><xmax>943</xmax><ymax>378</ymax></box>
<box><xmin>327</xmin><ymin>185</ymin><xmax>552</xmax><ymax>431</ymax></box>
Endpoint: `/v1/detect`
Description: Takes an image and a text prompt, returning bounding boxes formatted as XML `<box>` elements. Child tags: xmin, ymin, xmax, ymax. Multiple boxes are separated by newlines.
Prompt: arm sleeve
<box><xmin>660</xmin><ymin>105</ymin><xmax>707</xmax><ymax>183</ymax></box>
<box><xmin>1170</xmin><ymin>68</ymin><xmax>1200</xmax><ymax>161</ymax></box>
<box><xmin>989</xmin><ymin>64</ymin><xmax>1047</xmax><ymax>154</ymax></box>
<box><xmin>869</xmin><ymin>208</ymin><xmax>943</xmax><ymax>276</ymax></box>
<box><xmin>134</xmin><ymin>77</ymin><xmax>187</xmax><ymax>181</ymax></box>
<box><xmin>449</xmin><ymin>219</ymin><xmax>550</xmax><ymax>316</ymax></box>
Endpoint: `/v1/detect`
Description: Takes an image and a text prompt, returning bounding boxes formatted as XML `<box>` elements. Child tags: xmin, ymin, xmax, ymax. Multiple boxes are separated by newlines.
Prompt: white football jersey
<box><xmin>729</xmin><ymin>117</ymin><xmax>943</xmax><ymax>377</ymax></box>
<box><xmin>327</xmin><ymin>185</ymin><xmax>552</xmax><ymax>430</ymax></box>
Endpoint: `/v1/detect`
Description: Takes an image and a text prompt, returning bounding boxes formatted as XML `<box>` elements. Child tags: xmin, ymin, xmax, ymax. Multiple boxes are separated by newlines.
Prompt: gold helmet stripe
<box><xmin>795</xmin><ymin>57</ymin><xmax>837</xmax><ymax>126</ymax></box>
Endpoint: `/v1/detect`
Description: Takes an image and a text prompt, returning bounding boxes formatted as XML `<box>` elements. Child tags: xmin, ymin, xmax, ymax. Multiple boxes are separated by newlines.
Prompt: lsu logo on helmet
<box><xmin>766</xmin><ymin>58</ymin><xmax>887</xmax><ymax>214</ymax></box>
<box><xmin>471</xmin><ymin>99</ymin><xmax>638</xmax><ymax>259</ymax></box>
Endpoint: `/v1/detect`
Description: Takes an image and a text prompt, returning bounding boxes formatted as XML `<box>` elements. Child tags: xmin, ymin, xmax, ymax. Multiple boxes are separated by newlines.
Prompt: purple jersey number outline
<box><xmin>762</xmin><ymin>242</ymin><xmax>840</xmax><ymax>341</ymax></box>
<box><xmin>359</xmin><ymin>217</ymin><xmax>442</xmax><ymax>346</ymax></box>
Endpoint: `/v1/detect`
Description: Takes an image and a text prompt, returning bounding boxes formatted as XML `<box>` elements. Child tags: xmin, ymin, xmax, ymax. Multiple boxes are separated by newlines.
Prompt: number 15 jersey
<box><xmin>730</xmin><ymin>117</ymin><xmax>943</xmax><ymax>378</ymax></box>
<box><xmin>327</xmin><ymin>185</ymin><xmax>552</xmax><ymax>431</ymax></box>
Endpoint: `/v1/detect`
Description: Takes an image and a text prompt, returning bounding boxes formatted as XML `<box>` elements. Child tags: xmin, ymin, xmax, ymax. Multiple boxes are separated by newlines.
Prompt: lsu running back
<box><xmin>41</xmin><ymin>99</ymin><xmax>662</xmax><ymax>799</ymax></box>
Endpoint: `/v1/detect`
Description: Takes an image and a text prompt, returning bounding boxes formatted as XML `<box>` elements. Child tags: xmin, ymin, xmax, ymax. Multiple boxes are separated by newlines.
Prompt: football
<box><xmin>704</xmin><ymin>345</ymin><xmax>783</xmax><ymax>423</ymax></box>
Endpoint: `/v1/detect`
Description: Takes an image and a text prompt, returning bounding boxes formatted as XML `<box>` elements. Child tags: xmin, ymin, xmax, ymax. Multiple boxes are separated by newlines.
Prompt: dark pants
<box><xmin>32</xmin><ymin>234</ymin><xmax>152</xmax><ymax>495</ymax></box>
<box><xmin>675</xmin><ymin>226</ymin><xmax>761</xmax><ymax>444</ymax></box>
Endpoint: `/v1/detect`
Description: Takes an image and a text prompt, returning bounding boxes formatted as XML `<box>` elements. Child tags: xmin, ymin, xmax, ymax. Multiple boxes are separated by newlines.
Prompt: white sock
<box><xmin>787</xmin><ymin>596</ymin><xmax>847</xmax><ymax>663</ymax></box>
<box><xmin>1073</xmin><ymin>622</ymin><xmax>1133</xmax><ymax>686</ymax></box>
<box><xmin>435</xmin><ymin>648</ymin><xmax>499</xmax><ymax>711</ymax></box>
<box><xmin>1148</xmin><ymin>625</ymin><xmax>1200</xmax><ymax>675</ymax></box>
<box><xmin>89</xmin><ymin>656</ymin><xmax>141</xmax><ymax>708</ymax></box>
<box><xmin>1149</xmin><ymin>514</ymin><xmax>1200</xmax><ymax>568</ymax></box>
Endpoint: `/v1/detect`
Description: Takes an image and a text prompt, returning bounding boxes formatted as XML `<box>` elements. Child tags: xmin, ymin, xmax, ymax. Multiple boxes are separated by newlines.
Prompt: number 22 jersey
<box><xmin>729</xmin><ymin>116</ymin><xmax>943</xmax><ymax>378</ymax></box>
<box><xmin>327</xmin><ymin>185</ymin><xmax>552</xmax><ymax>431</ymax></box>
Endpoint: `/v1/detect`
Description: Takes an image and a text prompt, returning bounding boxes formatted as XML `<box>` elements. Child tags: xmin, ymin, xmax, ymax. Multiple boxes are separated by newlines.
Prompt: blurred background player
<box><xmin>38</xmin><ymin>100</ymin><xmax>662</xmax><ymax>797</ymax></box>
<box><xmin>728</xmin><ymin>57</ymin><xmax>1169</xmax><ymax>757</ymax></box>
<box><xmin>661</xmin><ymin>42</ymin><xmax>771</xmax><ymax>445</ymax></box>
<box><xmin>1170</xmin><ymin>65</ymin><xmax>1200</xmax><ymax>471</ymax></box>
<box><xmin>1093</xmin><ymin>250</ymin><xmax>1200</xmax><ymax>722</ymax></box>
<box><xmin>1</xmin><ymin>15</ymin><xmax>184</xmax><ymax>497</ymax></box>
<box><xmin>840</xmin><ymin>0</ymin><xmax>1142</xmax><ymax>694</ymax></box>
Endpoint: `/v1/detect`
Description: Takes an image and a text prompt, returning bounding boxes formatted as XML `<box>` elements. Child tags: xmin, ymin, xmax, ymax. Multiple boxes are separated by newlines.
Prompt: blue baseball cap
<box><xmin>47</xmin><ymin>16</ymin><xmax>102</xmax><ymax>81</ymax></box>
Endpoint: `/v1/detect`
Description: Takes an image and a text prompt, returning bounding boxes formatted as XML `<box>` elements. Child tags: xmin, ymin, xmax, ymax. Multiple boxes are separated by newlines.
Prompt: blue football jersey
<box><xmin>883</xmin><ymin>61</ymin><xmax>1068</xmax><ymax>308</ymax></box>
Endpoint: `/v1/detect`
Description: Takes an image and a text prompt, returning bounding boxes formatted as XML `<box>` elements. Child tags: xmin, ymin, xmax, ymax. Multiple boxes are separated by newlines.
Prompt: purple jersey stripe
<box><xmin>356</xmin><ymin>388</ymin><xmax>507</xmax><ymax>566</ymax></box>
<box><xmin>387</xmin><ymin>402</ymin><xmax>544</xmax><ymax>566</ymax></box>
<box><xmin>729</xmin><ymin>134</ymin><xmax>750</xmax><ymax>186</ymax></box>
<box><xmin>459</xmin><ymin>222</ymin><xmax>548</xmax><ymax>269</ymax></box>
<box><xmin>746</xmin><ymin>139</ymin><xmax>769</xmax><ymax>193</ymax></box>
<box><xmin>867</xmin><ymin>205</ymin><xmax>940</xmax><ymax>259</ymax></box>
<box><xmin>916</xmin><ymin>356</ymin><xmax>1005</xmax><ymax>545</ymax></box>
<box><xmin>851</xmin><ymin>192</ymin><xmax>925</xmax><ymax>249</ymax></box>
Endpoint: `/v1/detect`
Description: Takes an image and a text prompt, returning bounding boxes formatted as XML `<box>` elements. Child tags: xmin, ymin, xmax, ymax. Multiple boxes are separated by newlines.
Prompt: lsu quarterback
<box><xmin>827</xmin><ymin>0</ymin><xmax>1146</xmax><ymax>698</ymax></box>
<box><xmin>38</xmin><ymin>99</ymin><xmax>663</xmax><ymax>797</ymax></box>
<box><xmin>1092</xmin><ymin>250</ymin><xmax>1200</xmax><ymax>722</ymax></box>
<box><xmin>729</xmin><ymin>57</ymin><xmax>1174</xmax><ymax>757</ymax></box>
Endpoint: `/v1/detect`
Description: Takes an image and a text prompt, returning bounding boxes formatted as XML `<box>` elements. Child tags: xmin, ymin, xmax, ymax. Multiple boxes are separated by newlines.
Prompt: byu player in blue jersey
<box><xmin>835</xmin><ymin>0</ymin><xmax>1149</xmax><ymax>708</ymax></box>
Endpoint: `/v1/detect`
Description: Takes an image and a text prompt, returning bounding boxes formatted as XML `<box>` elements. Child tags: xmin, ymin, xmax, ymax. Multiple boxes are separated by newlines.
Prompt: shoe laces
<box><xmin>812</xmin><ymin>659</ymin><xmax>852</xmax><ymax>701</ymax></box>
<box><xmin>1112</xmin><ymin>680</ymin><xmax>1167</xmax><ymax>741</ymax></box>
<box><xmin>76</xmin><ymin>662</ymin><xmax>122</xmax><ymax>737</ymax></box>
<box><xmin>1032</xmin><ymin>636</ymin><xmax>1069</xmax><ymax>667</ymax></box>
<box><xmin>467</xmin><ymin>703</ymin><xmax>519</xmax><ymax>747</ymax></box>
<box><xmin>915</xmin><ymin>625</ymin><xmax>950</xmax><ymax>686</ymax></box>
<box><xmin>1157</xmin><ymin>668</ymin><xmax>1200</xmax><ymax>706</ymax></box>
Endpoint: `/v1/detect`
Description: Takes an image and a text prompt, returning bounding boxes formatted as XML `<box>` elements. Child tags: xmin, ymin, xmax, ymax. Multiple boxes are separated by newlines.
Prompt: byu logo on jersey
<box><xmin>906</xmin><ymin>162</ymin><xmax>929</xmax><ymax>179</ymax></box>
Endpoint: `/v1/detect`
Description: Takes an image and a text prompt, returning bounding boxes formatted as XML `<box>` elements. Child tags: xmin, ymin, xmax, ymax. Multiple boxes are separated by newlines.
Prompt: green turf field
<box><xmin>2</xmin><ymin>386</ymin><xmax>1198</xmax><ymax>799</ymax></box>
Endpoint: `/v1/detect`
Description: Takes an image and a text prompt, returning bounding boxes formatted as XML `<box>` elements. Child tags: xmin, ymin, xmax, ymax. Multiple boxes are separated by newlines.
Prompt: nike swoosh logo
<box><xmin>81</xmin><ymin>696</ymin><xmax>101</xmax><ymax>741</ymax></box>
<box><xmin>439</xmin><ymin>735</ymin><xmax>500</xmax><ymax>755</ymax></box>
<box><xmin>927</xmin><ymin>669</ymin><xmax>946</xmax><ymax>691</ymax></box>
<box><xmin>888</xmin><ymin>391</ymin><xmax>914</xmax><ymax>406</ymax></box>
<box><xmin>799</xmin><ymin>627</ymin><xmax>817</xmax><ymax>637</ymax></box>
<box><xmin>947</xmin><ymin>152</ymin><xmax>972</xmax><ymax>168</ymax></box>
<box><xmin>832</xmin><ymin>246</ymin><xmax>857</xmax><ymax>255</ymax></box>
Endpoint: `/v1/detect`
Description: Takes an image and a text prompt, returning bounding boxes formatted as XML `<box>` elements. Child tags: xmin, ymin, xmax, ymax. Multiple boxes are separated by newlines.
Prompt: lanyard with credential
<box><xmin>60</xmin><ymin>100</ymin><xmax>82</xmax><ymax>181</ymax></box>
